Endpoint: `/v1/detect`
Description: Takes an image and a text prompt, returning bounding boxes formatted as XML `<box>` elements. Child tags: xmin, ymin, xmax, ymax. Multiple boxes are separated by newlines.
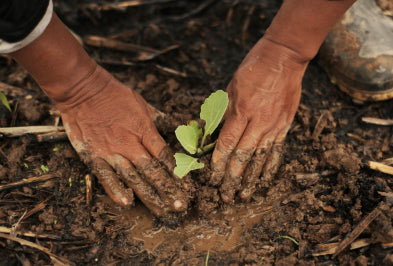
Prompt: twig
<box><xmin>0</xmin><ymin>174</ymin><xmax>56</xmax><ymax>192</ymax></box>
<box><xmin>80</xmin><ymin>0</ymin><xmax>176</xmax><ymax>12</ymax></box>
<box><xmin>84</xmin><ymin>35</ymin><xmax>157</xmax><ymax>53</ymax></box>
<box><xmin>109</xmin><ymin>29</ymin><xmax>139</xmax><ymax>40</ymax></box>
<box><xmin>0</xmin><ymin>226</ymin><xmax>61</xmax><ymax>240</ymax></box>
<box><xmin>0</xmin><ymin>232</ymin><xmax>75</xmax><ymax>265</ymax></box>
<box><xmin>382</xmin><ymin>242</ymin><xmax>393</xmax><ymax>248</ymax></box>
<box><xmin>362</xmin><ymin>117</ymin><xmax>393</xmax><ymax>126</ymax></box>
<box><xmin>83</xmin><ymin>35</ymin><xmax>179</xmax><ymax>61</ymax></box>
<box><xmin>154</xmin><ymin>64</ymin><xmax>188</xmax><ymax>78</ymax></box>
<box><xmin>312</xmin><ymin>110</ymin><xmax>329</xmax><ymax>140</ymax></box>
<box><xmin>346</xmin><ymin>132</ymin><xmax>366</xmax><ymax>142</ymax></box>
<box><xmin>242</xmin><ymin>5</ymin><xmax>256</xmax><ymax>44</ymax></box>
<box><xmin>98</xmin><ymin>58</ymin><xmax>135</xmax><ymax>67</ymax></box>
<box><xmin>333</xmin><ymin>202</ymin><xmax>382</xmax><ymax>258</ymax></box>
<box><xmin>0</xmin><ymin>126</ymin><xmax>64</xmax><ymax>137</ymax></box>
<box><xmin>98</xmin><ymin>59</ymin><xmax>188</xmax><ymax>78</ymax></box>
<box><xmin>364</xmin><ymin>160</ymin><xmax>393</xmax><ymax>176</ymax></box>
<box><xmin>85</xmin><ymin>174</ymin><xmax>93</xmax><ymax>206</ymax></box>
<box><xmin>382</xmin><ymin>157</ymin><xmax>393</xmax><ymax>166</ymax></box>
<box><xmin>313</xmin><ymin>238</ymin><xmax>372</xmax><ymax>256</ymax></box>
<box><xmin>11</xmin><ymin>211</ymin><xmax>27</xmax><ymax>237</ymax></box>
<box><xmin>165</xmin><ymin>0</ymin><xmax>216</xmax><ymax>21</ymax></box>
<box><xmin>24</xmin><ymin>200</ymin><xmax>49</xmax><ymax>220</ymax></box>
<box><xmin>36</xmin><ymin>132</ymin><xmax>68</xmax><ymax>142</ymax></box>
<box><xmin>225</xmin><ymin>0</ymin><xmax>240</xmax><ymax>26</ymax></box>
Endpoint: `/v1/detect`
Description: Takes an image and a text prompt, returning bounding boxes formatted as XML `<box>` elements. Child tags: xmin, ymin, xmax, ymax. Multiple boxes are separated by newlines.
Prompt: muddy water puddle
<box><xmin>100</xmin><ymin>196</ymin><xmax>274</xmax><ymax>253</ymax></box>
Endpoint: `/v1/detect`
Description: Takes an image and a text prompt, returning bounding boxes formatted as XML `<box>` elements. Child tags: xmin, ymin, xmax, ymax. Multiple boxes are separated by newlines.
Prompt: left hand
<box><xmin>209</xmin><ymin>38</ymin><xmax>309</xmax><ymax>203</ymax></box>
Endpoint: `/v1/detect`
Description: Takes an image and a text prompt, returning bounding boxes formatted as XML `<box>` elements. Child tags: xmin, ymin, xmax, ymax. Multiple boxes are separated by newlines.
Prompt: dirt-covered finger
<box><xmin>157</xmin><ymin>145</ymin><xmax>176</xmax><ymax>175</ymax></box>
<box><xmin>226</xmin><ymin>121</ymin><xmax>264</xmax><ymax>184</ymax></box>
<box><xmin>220</xmin><ymin>146</ymin><xmax>255</xmax><ymax>203</ymax></box>
<box><xmin>109</xmin><ymin>155</ymin><xmax>171</xmax><ymax>217</ymax></box>
<box><xmin>260</xmin><ymin>126</ymin><xmax>289</xmax><ymax>187</ymax></box>
<box><xmin>239</xmin><ymin>144</ymin><xmax>271</xmax><ymax>201</ymax></box>
<box><xmin>210</xmin><ymin>115</ymin><xmax>247</xmax><ymax>186</ymax></box>
<box><xmin>91</xmin><ymin>158</ymin><xmax>134</xmax><ymax>207</ymax></box>
<box><xmin>219</xmin><ymin>173</ymin><xmax>241</xmax><ymax>203</ymax></box>
<box><xmin>140</xmin><ymin>159</ymin><xmax>188</xmax><ymax>212</ymax></box>
<box><xmin>123</xmin><ymin>142</ymin><xmax>187</xmax><ymax>212</ymax></box>
<box><xmin>141</xmin><ymin>125</ymin><xmax>174</xmax><ymax>170</ymax></box>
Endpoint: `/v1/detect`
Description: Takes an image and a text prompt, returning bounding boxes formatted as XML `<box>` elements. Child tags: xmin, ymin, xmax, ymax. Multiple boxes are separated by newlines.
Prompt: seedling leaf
<box><xmin>0</xmin><ymin>92</ymin><xmax>11</xmax><ymax>112</ymax></box>
<box><xmin>174</xmin><ymin>152</ymin><xmax>204</xmax><ymax>178</ymax></box>
<box><xmin>200</xmin><ymin>90</ymin><xmax>228</xmax><ymax>143</ymax></box>
<box><xmin>175</xmin><ymin>120</ymin><xmax>202</xmax><ymax>154</ymax></box>
<box><xmin>40</xmin><ymin>165</ymin><xmax>49</xmax><ymax>174</ymax></box>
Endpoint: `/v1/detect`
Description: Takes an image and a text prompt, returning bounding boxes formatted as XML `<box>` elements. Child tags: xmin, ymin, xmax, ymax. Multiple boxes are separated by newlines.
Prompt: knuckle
<box><xmin>233</xmin><ymin>149</ymin><xmax>253</xmax><ymax>164</ymax></box>
<box><xmin>216</xmin><ymin>133</ymin><xmax>238</xmax><ymax>152</ymax></box>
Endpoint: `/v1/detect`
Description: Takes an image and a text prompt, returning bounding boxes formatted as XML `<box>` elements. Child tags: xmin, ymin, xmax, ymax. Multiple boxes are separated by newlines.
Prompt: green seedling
<box><xmin>174</xmin><ymin>90</ymin><xmax>229</xmax><ymax>178</ymax></box>
<box><xmin>52</xmin><ymin>145</ymin><xmax>64</xmax><ymax>152</ymax></box>
<box><xmin>23</xmin><ymin>163</ymin><xmax>29</xmax><ymax>169</ymax></box>
<box><xmin>40</xmin><ymin>165</ymin><xmax>49</xmax><ymax>174</ymax></box>
<box><xmin>0</xmin><ymin>92</ymin><xmax>11</xmax><ymax>112</ymax></box>
<box><xmin>274</xmin><ymin>235</ymin><xmax>299</xmax><ymax>246</ymax></box>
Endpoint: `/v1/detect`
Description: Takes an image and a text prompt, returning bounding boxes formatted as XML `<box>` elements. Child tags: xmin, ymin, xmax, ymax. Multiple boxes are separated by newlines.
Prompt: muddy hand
<box><xmin>60</xmin><ymin>66</ymin><xmax>188</xmax><ymax>217</ymax></box>
<box><xmin>210</xmin><ymin>38</ymin><xmax>307</xmax><ymax>203</ymax></box>
<box><xmin>10</xmin><ymin>14</ymin><xmax>188</xmax><ymax>217</ymax></box>
<box><xmin>209</xmin><ymin>0</ymin><xmax>357</xmax><ymax>203</ymax></box>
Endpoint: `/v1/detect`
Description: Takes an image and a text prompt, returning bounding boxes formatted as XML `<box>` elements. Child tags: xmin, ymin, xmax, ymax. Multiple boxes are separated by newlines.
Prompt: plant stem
<box><xmin>196</xmin><ymin>140</ymin><xmax>216</xmax><ymax>156</ymax></box>
<box><xmin>200</xmin><ymin>133</ymin><xmax>207</xmax><ymax>150</ymax></box>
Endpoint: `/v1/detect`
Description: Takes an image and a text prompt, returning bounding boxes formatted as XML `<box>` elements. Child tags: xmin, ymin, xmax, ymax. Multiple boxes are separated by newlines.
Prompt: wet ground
<box><xmin>1</xmin><ymin>0</ymin><xmax>393</xmax><ymax>265</ymax></box>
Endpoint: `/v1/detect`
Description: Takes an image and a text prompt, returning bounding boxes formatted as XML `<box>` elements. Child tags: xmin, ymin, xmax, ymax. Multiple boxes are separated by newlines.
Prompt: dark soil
<box><xmin>1</xmin><ymin>0</ymin><xmax>393</xmax><ymax>265</ymax></box>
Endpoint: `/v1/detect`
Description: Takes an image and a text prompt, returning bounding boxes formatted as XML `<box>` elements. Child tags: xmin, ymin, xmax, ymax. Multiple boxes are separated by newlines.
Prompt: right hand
<box><xmin>210</xmin><ymin>38</ymin><xmax>309</xmax><ymax>202</ymax></box>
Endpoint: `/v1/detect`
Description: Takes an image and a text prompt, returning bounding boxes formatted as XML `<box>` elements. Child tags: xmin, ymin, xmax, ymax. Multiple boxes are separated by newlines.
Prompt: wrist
<box><xmin>10</xmin><ymin>13</ymin><xmax>97</xmax><ymax>104</ymax></box>
<box><xmin>242</xmin><ymin>37</ymin><xmax>310</xmax><ymax>72</ymax></box>
<box><xmin>263</xmin><ymin>0</ymin><xmax>356</xmax><ymax>62</ymax></box>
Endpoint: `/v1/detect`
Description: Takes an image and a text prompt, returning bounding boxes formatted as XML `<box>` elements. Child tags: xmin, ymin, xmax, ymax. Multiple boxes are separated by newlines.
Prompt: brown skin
<box><xmin>11</xmin><ymin>14</ymin><xmax>188</xmax><ymax>217</ymax></box>
<box><xmin>211</xmin><ymin>0</ymin><xmax>357</xmax><ymax>203</ymax></box>
<box><xmin>10</xmin><ymin>0</ymin><xmax>356</xmax><ymax>214</ymax></box>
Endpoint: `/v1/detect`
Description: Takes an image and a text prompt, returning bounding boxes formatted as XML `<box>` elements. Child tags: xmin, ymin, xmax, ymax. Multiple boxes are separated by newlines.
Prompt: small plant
<box><xmin>274</xmin><ymin>235</ymin><xmax>299</xmax><ymax>246</ymax></box>
<box><xmin>174</xmin><ymin>90</ymin><xmax>229</xmax><ymax>178</ymax></box>
<box><xmin>0</xmin><ymin>92</ymin><xmax>11</xmax><ymax>112</ymax></box>
<box><xmin>52</xmin><ymin>145</ymin><xmax>64</xmax><ymax>152</ymax></box>
<box><xmin>40</xmin><ymin>165</ymin><xmax>49</xmax><ymax>174</ymax></box>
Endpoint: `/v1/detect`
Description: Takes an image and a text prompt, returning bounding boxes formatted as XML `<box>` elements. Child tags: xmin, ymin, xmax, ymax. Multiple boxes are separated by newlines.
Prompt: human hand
<box><xmin>209</xmin><ymin>38</ymin><xmax>309</xmax><ymax>203</ymax></box>
<box><xmin>10</xmin><ymin>14</ymin><xmax>189</xmax><ymax>217</ymax></box>
<box><xmin>56</xmin><ymin>65</ymin><xmax>189</xmax><ymax>217</ymax></box>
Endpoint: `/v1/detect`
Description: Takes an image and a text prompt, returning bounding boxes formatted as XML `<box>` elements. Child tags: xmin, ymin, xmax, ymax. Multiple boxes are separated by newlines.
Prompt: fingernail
<box><xmin>173</xmin><ymin>200</ymin><xmax>182</xmax><ymax>209</ymax></box>
<box><xmin>173</xmin><ymin>200</ymin><xmax>187</xmax><ymax>212</ymax></box>
<box><xmin>121</xmin><ymin>197</ymin><xmax>129</xmax><ymax>206</ymax></box>
<box><xmin>239</xmin><ymin>189</ymin><xmax>251</xmax><ymax>201</ymax></box>
<box><xmin>221</xmin><ymin>193</ymin><xmax>234</xmax><ymax>204</ymax></box>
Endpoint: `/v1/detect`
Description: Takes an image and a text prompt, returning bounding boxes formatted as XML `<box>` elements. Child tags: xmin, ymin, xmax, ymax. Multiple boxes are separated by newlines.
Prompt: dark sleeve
<box><xmin>0</xmin><ymin>0</ymin><xmax>49</xmax><ymax>43</ymax></box>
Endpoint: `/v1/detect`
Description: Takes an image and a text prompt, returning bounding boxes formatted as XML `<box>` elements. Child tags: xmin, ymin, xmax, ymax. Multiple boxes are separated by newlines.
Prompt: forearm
<box><xmin>264</xmin><ymin>0</ymin><xmax>356</xmax><ymax>62</ymax></box>
<box><xmin>10</xmin><ymin>14</ymin><xmax>96</xmax><ymax>104</ymax></box>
